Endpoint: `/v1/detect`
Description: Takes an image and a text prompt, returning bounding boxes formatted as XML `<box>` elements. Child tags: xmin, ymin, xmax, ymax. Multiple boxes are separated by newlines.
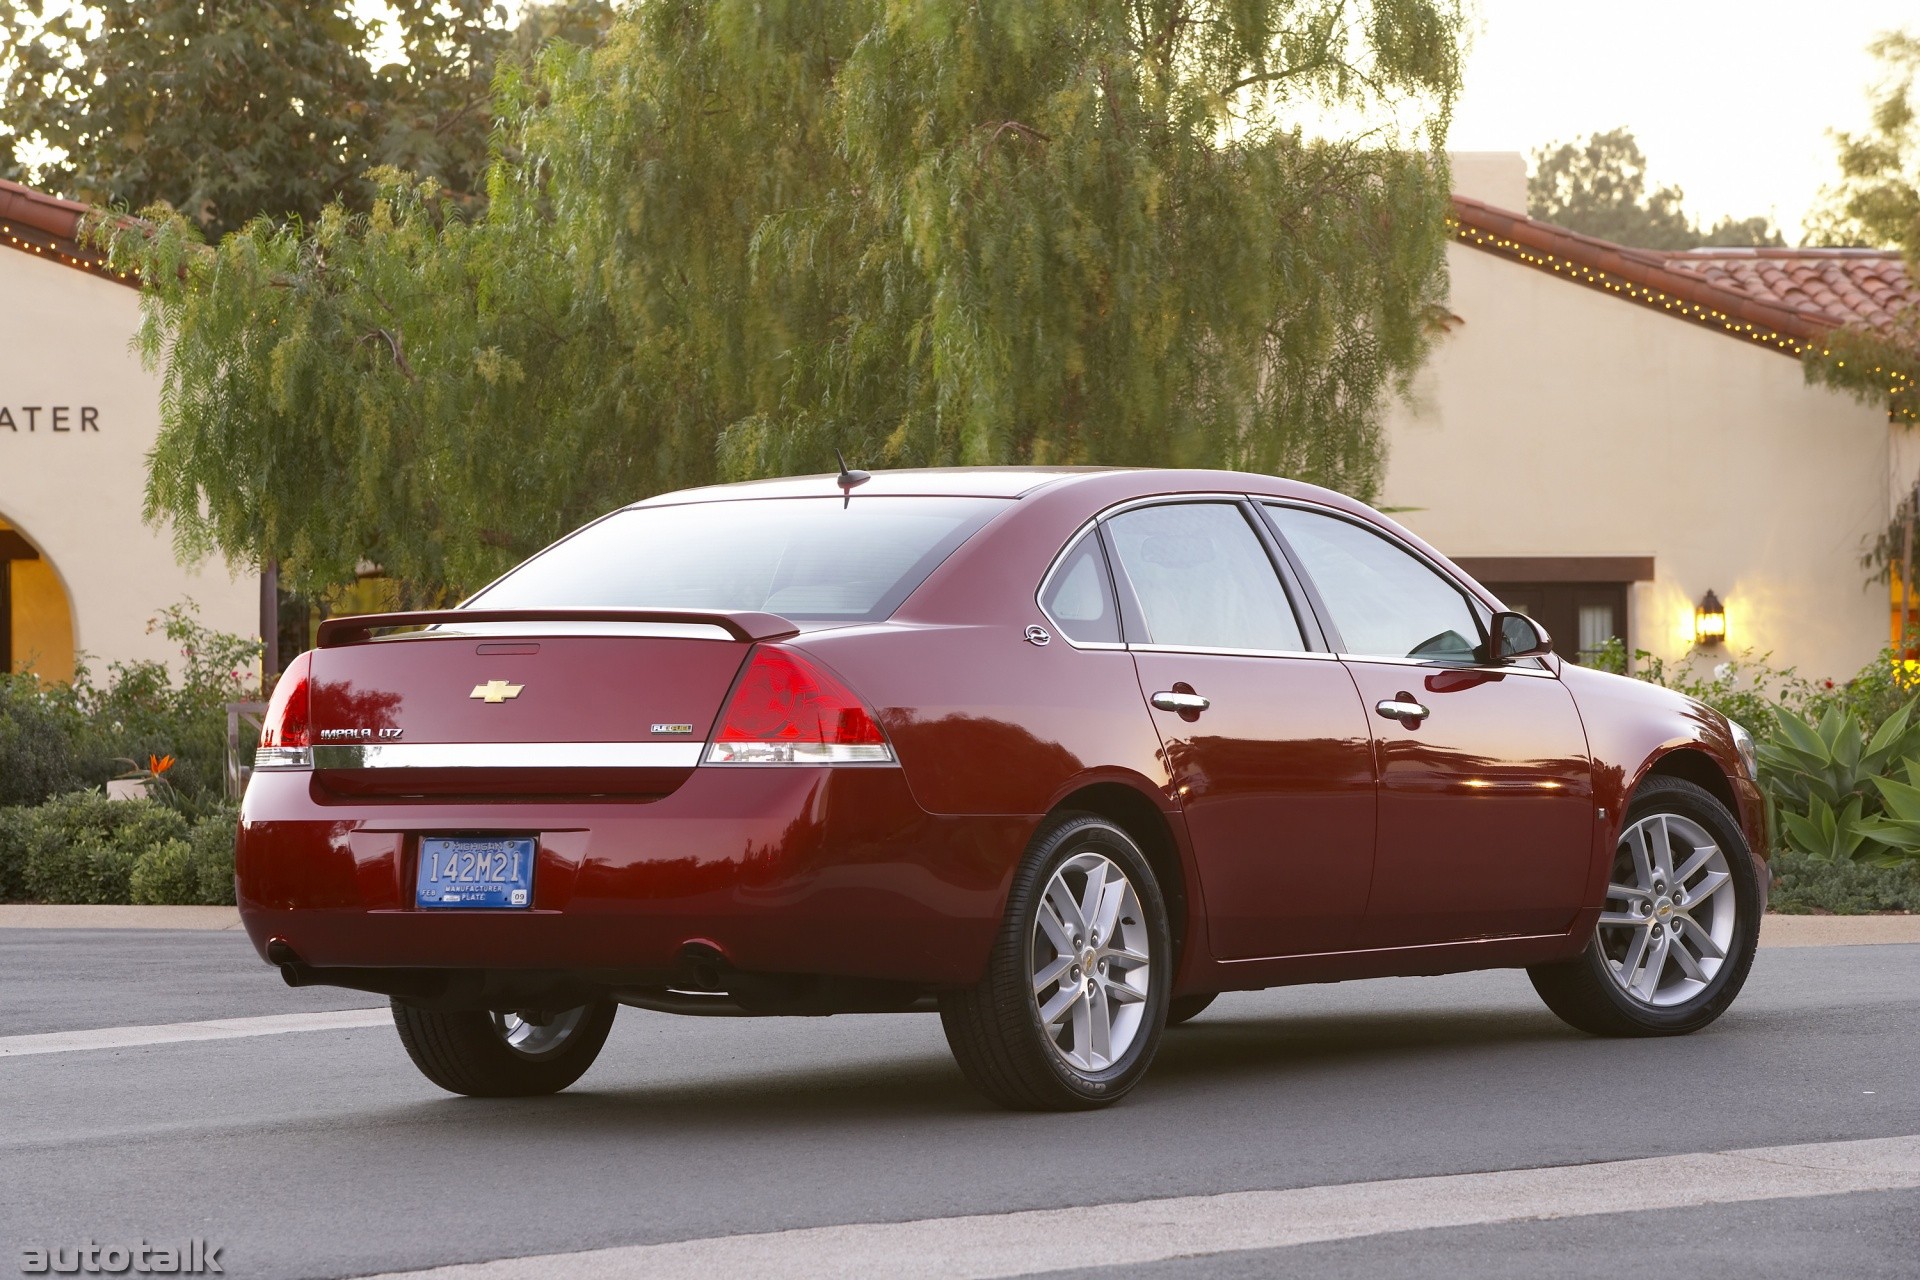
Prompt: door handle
<box><xmin>1375</xmin><ymin>698</ymin><xmax>1430</xmax><ymax>724</ymax></box>
<box><xmin>1151</xmin><ymin>691</ymin><xmax>1210</xmax><ymax>713</ymax></box>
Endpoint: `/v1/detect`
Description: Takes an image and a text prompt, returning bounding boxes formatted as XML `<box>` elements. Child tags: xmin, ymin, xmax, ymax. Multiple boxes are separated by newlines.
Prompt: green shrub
<box><xmin>131</xmin><ymin>807</ymin><xmax>239</xmax><ymax>906</ymax></box>
<box><xmin>1770</xmin><ymin>850</ymin><xmax>1920</xmax><ymax>914</ymax></box>
<box><xmin>18</xmin><ymin>791</ymin><xmax>190</xmax><ymax>904</ymax></box>
<box><xmin>0</xmin><ymin>673</ymin><xmax>89</xmax><ymax>807</ymax></box>
<box><xmin>0</xmin><ymin>804</ymin><xmax>29</xmax><ymax>901</ymax></box>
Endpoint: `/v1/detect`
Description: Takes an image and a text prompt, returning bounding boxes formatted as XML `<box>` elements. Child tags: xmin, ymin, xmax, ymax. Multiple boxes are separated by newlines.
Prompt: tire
<box><xmin>1166</xmin><ymin>993</ymin><xmax>1216</xmax><ymax>1027</ymax></box>
<box><xmin>391</xmin><ymin>999</ymin><xmax>617</xmax><ymax>1097</ymax></box>
<box><xmin>939</xmin><ymin>812</ymin><xmax>1173</xmax><ymax>1110</ymax></box>
<box><xmin>1528</xmin><ymin>775</ymin><xmax>1760</xmax><ymax>1037</ymax></box>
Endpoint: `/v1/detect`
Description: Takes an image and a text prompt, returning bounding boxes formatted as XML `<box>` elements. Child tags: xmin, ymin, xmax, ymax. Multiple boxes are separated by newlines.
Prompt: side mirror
<box><xmin>1489</xmin><ymin>610</ymin><xmax>1552</xmax><ymax>663</ymax></box>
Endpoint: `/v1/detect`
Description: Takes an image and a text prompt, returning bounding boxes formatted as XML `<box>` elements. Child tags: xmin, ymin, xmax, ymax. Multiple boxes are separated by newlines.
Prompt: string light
<box><xmin>1446</xmin><ymin>213</ymin><xmax>1915</xmax><ymax>408</ymax></box>
<box><xmin>0</xmin><ymin>220</ymin><xmax>135</xmax><ymax>285</ymax></box>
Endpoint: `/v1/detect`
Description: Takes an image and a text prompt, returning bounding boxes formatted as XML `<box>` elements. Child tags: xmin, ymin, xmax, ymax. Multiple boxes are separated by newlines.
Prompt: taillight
<box><xmin>255</xmin><ymin>651</ymin><xmax>313</xmax><ymax>769</ymax></box>
<box><xmin>706</xmin><ymin>646</ymin><xmax>894</xmax><ymax>764</ymax></box>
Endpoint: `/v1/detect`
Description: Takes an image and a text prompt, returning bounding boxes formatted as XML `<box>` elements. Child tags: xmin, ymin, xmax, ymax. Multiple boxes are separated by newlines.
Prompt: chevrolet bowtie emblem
<box><xmin>470</xmin><ymin>679</ymin><xmax>524</xmax><ymax>703</ymax></box>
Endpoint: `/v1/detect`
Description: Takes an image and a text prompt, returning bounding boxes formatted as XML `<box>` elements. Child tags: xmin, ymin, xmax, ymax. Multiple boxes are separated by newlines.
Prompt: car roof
<box><xmin>629</xmin><ymin>467</ymin><xmax>1127</xmax><ymax>505</ymax></box>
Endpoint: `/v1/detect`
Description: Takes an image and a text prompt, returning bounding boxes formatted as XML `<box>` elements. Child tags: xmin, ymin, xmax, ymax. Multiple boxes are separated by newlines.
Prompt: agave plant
<box><xmin>1758</xmin><ymin>699</ymin><xmax>1920</xmax><ymax>864</ymax></box>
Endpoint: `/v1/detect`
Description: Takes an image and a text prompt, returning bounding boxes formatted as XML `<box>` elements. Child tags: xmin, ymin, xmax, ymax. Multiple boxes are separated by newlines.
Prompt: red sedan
<box><xmin>241</xmin><ymin>468</ymin><xmax>1766</xmax><ymax>1110</ymax></box>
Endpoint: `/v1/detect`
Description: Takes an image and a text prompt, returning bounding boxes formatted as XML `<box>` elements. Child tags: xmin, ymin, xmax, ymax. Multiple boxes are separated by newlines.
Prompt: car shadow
<box><xmin>373</xmin><ymin>1003</ymin><xmax>1586</xmax><ymax>1132</ymax></box>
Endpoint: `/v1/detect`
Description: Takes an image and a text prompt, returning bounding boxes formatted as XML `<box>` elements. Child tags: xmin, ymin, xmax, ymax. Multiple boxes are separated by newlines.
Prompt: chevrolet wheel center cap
<box><xmin>1655</xmin><ymin>897</ymin><xmax>1674</xmax><ymax>918</ymax></box>
<box><xmin>470</xmin><ymin>680</ymin><xmax>524</xmax><ymax>703</ymax></box>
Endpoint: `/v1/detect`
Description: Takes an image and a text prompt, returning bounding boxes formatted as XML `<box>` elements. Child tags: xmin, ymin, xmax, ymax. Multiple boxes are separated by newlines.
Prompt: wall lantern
<box><xmin>1694</xmin><ymin>590</ymin><xmax>1727</xmax><ymax>647</ymax></box>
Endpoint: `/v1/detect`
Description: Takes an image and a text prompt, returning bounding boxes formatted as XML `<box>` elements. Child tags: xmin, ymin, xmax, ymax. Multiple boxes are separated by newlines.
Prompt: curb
<box><xmin>0</xmin><ymin>906</ymin><xmax>1915</xmax><ymax>945</ymax></box>
<box><xmin>0</xmin><ymin>904</ymin><xmax>244</xmax><ymax>931</ymax></box>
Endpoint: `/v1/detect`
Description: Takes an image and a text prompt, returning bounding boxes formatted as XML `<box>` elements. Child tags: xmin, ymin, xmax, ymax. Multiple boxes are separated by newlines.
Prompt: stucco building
<box><xmin>1</xmin><ymin>179</ymin><xmax>256</xmax><ymax>683</ymax></box>
<box><xmin>1385</xmin><ymin>154</ymin><xmax>1916</xmax><ymax>681</ymax></box>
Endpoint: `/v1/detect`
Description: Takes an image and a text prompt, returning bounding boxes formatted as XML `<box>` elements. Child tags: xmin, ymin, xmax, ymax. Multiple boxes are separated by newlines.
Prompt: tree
<box><xmin>0</xmin><ymin>0</ymin><xmax>612</xmax><ymax>236</ymax></box>
<box><xmin>1528</xmin><ymin>128</ymin><xmax>1782</xmax><ymax>250</ymax></box>
<box><xmin>108</xmin><ymin>0</ymin><xmax>1468</xmax><ymax>600</ymax></box>
<box><xmin>1803</xmin><ymin>30</ymin><xmax>1919</xmax><ymax>428</ymax></box>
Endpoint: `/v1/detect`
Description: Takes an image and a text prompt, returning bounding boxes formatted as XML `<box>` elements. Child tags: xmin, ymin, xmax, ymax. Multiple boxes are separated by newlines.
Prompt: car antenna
<box><xmin>835</xmin><ymin>449</ymin><xmax>871</xmax><ymax>508</ymax></box>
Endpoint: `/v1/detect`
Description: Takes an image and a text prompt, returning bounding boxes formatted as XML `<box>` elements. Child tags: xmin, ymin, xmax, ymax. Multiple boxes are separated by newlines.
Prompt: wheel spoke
<box><xmin>1675</xmin><ymin>913</ymin><xmax>1726</xmax><ymax>959</ymax></box>
<box><xmin>1627</xmin><ymin>824</ymin><xmax>1657</xmax><ymax>890</ymax></box>
<box><xmin>1597</xmin><ymin>911</ymin><xmax>1642</xmax><ymax>928</ymax></box>
<box><xmin>1036</xmin><ymin>898</ymin><xmax>1075</xmax><ymax>954</ymax></box>
<box><xmin>1076</xmin><ymin>860</ymin><xmax>1108</xmax><ymax>937</ymax></box>
<box><xmin>1669</xmin><ymin>933</ymin><xmax>1709</xmax><ymax>981</ymax></box>
<box><xmin>1606</xmin><ymin>881</ymin><xmax>1651</xmax><ymax>903</ymax></box>
<box><xmin>1102</xmin><ymin>975</ymin><xmax>1146</xmax><ymax>1004</ymax></box>
<box><xmin>1070</xmin><ymin>986</ymin><xmax>1094</xmax><ymax>1064</ymax></box>
<box><xmin>1038</xmin><ymin>984</ymin><xmax>1080</xmax><ymax>1029</ymax></box>
<box><xmin>1091</xmin><ymin>879</ymin><xmax>1126</xmax><ymax>940</ymax></box>
<box><xmin>1631</xmin><ymin>932</ymin><xmax>1671</xmax><ymax>1001</ymax></box>
<box><xmin>1684</xmin><ymin>869</ymin><xmax>1731</xmax><ymax>906</ymax></box>
<box><xmin>1033</xmin><ymin>953</ymin><xmax>1073</xmax><ymax>994</ymax></box>
<box><xmin>1674</xmin><ymin>840</ymin><xmax>1720</xmax><ymax>885</ymax></box>
<box><xmin>1650</xmin><ymin>814</ymin><xmax>1678</xmax><ymax>884</ymax></box>
<box><xmin>1086</xmin><ymin>982</ymin><xmax>1113</xmax><ymax>1066</ymax></box>
<box><xmin>1105</xmin><ymin>942</ymin><xmax>1149</xmax><ymax>966</ymax></box>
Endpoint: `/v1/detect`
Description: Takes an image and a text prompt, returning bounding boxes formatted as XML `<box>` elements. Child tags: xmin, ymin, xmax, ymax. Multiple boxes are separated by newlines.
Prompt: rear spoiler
<box><xmin>315</xmin><ymin>608</ymin><xmax>800</xmax><ymax>648</ymax></box>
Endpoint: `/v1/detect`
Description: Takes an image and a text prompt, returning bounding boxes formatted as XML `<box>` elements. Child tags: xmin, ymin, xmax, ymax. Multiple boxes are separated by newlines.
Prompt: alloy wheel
<box><xmin>1597</xmin><ymin>812</ymin><xmax>1738</xmax><ymax>1008</ymax></box>
<box><xmin>1030</xmin><ymin>850</ymin><xmax>1153</xmax><ymax>1072</ymax></box>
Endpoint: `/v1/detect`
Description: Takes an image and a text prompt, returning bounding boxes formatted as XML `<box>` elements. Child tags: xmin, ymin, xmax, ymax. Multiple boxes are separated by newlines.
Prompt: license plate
<box><xmin>416</xmin><ymin>836</ymin><xmax>536</xmax><ymax>909</ymax></box>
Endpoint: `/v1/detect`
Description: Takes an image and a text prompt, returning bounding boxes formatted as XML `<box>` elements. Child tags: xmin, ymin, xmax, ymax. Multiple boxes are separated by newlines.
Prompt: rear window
<box><xmin>469</xmin><ymin>496</ymin><xmax>1008</xmax><ymax>623</ymax></box>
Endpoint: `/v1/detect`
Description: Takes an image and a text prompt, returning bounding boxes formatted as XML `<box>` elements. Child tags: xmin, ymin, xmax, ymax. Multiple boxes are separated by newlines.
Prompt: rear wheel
<box><xmin>391</xmin><ymin>999</ymin><xmax>616</xmax><ymax>1096</ymax></box>
<box><xmin>940</xmin><ymin>813</ymin><xmax>1172</xmax><ymax>1110</ymax></box>
<box><xmin>1528</xmin><ymin>776</ymin><xmax>1759</xmax><ymax>1037</ymax></box>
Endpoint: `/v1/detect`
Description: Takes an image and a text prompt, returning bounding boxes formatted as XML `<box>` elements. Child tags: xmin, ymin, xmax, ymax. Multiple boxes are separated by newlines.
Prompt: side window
<box><xmin>1264</xmin><ymin>505</ymin><xmax>1484</xmax><ymax>664</ymax></box>
<box><xmin>1039</xmin><ymin>531</ymin><xmax>1121</xmax><ymax>644</ymax></box>
<box><xmin>1105</xmin><ymin>503</ymin><xmax>1305</xmax><ymax>652</ymax></box>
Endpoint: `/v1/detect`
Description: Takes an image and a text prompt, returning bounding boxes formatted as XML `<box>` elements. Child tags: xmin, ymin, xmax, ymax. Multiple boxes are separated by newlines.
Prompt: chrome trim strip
<box><xmin>1128</xmin><ymin>643</ymin><xmax>1337</xmax><ymax>661</ymax></box>
<box><xmin>1332</xmin><ymin>654</ymin><xmax>1558</xmax><ymax>678</ymax></box>
<box><xmin>310</xmin><ymin>742</ymin><xmax>705</xmax><ymax>770</ymax></box>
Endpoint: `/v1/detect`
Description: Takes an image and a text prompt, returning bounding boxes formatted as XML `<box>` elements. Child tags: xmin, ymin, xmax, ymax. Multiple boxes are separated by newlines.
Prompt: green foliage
<box><xmin>1769</xmin><ymin>848</ymin><xmax>1920</xmax><ymax>914</ymax></box>
<box><xmin>130</xmin><ymin>807</ymin><xmax>238</xmax><ymax>906</ymax></box>
<box><xmin>0</xmin><ymin>602</ymin><xmax>258</xmax><ymax>810</ymax></box>
<box><xmin>15</xmin><ymin>791</ymin><xmax>190</xmax><ymax>905</ymax></box>
<box><xmin>1527</xmin><ymin>129</ymin><xmax>1781</xmax><ymax>250</ymax></box>
<box><xmin>1802</xmin><ymin>30</ymin><xmax>1919</xmax><ymax>425</ymax></box>
<box><xmin>110</xmin><ymin>0</ymin><xmax>1469</xmax><ymax>600</ymax></box>
<box><xmin>1586</xmin><ymin>638</ymin><xmax>1809</xmax><ymax>732</ymax></box>
<box><xmin>0</xmin><ymin>1</ymin><xmax>611</xmax><ymax>236</ymax></box>
<box><xmin>0</xmin><ymin>803</ymin><xmax>27</xmax><ymax>900</ymax></box>
<box><xmin>0</xmin><ymin>672</ymin><xmax>89</xmax><ymax>806</ymax></box>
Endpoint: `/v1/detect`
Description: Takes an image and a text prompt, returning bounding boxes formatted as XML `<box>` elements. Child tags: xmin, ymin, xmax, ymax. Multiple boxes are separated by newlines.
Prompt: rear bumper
<box><xmin>237</xmin><ymin>767</ymin><xmax>1032</xmax><ymax>988</ymax></box>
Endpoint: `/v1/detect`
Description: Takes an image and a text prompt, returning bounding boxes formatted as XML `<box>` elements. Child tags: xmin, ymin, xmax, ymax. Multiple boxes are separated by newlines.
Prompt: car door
<box><xmin>1100</xmin><ymin>499</ymin><xmax>1377</xmax><ymax>959</ymax></box>
<box><xmin>1261</xmin><ymin>503</ymin><xmax>1595</xmax><ymax>949</ymax></box>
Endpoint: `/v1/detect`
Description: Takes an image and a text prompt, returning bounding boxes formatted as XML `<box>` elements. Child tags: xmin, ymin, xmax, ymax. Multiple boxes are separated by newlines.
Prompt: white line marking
<box><xmin>362</xmin><ymin>1135</ymin><xmax>1920</xmax><ymax>1280</ymax></box>
<box><xmin>0</xmin><ymin>1008</ymin><xmax>390</xmax><ymax>1058</ymax></box>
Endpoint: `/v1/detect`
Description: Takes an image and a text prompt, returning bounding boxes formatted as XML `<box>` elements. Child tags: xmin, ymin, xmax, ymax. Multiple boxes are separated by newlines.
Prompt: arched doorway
<box><xmin>0</xmin><ymin>513</ymin><xmax>76</xmax><ymax>684</ymax></box>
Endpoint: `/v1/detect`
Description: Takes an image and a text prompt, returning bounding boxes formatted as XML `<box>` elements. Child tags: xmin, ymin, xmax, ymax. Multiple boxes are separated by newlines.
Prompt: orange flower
<box><xmin>149</xmin><ymin>753</ymin><xmax>176</xmax><ymax>775</ymax></box>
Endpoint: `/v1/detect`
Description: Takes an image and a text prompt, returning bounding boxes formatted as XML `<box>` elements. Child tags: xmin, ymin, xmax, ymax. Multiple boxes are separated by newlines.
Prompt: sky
<box><xmin>1449</xmin><ymin>0</ymin><xmax>1915</xmax><ymax>243</ymax></box>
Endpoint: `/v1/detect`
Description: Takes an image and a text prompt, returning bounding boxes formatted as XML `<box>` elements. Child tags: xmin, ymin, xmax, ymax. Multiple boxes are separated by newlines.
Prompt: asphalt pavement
<box><xmin>1</xmin><ymin>927</ymin><xmax>1914</xmax><ymax>1279</ymax></box>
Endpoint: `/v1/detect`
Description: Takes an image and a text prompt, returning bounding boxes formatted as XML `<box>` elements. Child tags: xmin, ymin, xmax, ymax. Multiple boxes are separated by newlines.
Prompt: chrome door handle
<box><xmin>1151</xmin><ymin>691</ymin><xmax>1210</xmax><ymax>713</ymax></box>
<box><xmin>1375</xmin><ymin>698</ymin><xmax>1430</xmax><ymax>724</ymax></box>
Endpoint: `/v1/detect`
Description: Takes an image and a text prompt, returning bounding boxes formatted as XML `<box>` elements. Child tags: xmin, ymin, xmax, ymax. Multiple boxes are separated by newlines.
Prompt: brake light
<box><xmin>706</xmin><ymin>646</ymin><xmax>894</xmax><ymax>764</ymax></box>
<box><xmin>255</xmin><ymin>651</ymin><xmax>313</xmax><ymax>769</ymax></box>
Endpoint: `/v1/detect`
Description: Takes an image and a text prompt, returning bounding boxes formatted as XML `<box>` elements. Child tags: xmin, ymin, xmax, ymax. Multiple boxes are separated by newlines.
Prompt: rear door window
<box><xmin>470</xmin><ymin>496</ymin><xmax>1007</xmax><ymax>623</ymax></box>
<box><xmin>1104</xmin><ymin>503</ymin><xmax>1305</xmax><ymax>652</ymax></box>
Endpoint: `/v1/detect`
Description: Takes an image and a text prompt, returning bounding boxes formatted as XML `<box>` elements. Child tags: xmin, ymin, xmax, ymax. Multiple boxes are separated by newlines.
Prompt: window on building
<box><xmin>1452</xmin><ymin>558</ymin><xmax>1651</xmax><ymax>668</ymax></box>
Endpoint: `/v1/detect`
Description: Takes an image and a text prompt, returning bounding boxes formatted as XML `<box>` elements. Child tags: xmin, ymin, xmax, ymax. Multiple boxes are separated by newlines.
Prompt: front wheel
<box><xmin>391</xmin><ymin>999</ymin><xmax>616</xmax><ymax>1096</ymax></box>
<box><xmin>940</xmin><ymin>813</ymin><xmax>1173</xmax><ymax>1110</ymax></box>
<box><xmin>1528</xmin><ymin>775</ymin><xmax>1760</xmax><ymax>1037</ymax></box>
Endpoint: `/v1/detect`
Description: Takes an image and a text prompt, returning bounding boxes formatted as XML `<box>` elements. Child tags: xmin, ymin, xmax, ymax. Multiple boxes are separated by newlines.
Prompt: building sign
<box><xmin>0</xmin><ymin>405</ymin><xmax>101</xmax><ymax>432</ymax></box>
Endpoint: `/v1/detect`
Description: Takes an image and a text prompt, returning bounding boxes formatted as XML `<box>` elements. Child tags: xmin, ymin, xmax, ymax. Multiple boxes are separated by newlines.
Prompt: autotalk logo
<box><xmin>19</xmin><ymin>1239</ymin><xmax>224</xmax><ymax>1274</ymax></box>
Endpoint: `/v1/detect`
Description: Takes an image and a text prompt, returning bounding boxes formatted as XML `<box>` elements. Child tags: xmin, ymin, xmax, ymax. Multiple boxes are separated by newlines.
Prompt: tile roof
<box><xmin>1449</xmin><ymin>195</ymin><xmax>1913</xmax><ymax>358</ymax></box>
<box><xmin>1657</xmin><ymin>249</ymin><xmax>1915</xmax><ymax>339</ymax></box>
<box><xmin>0</xmin><ymin>177</ymin><xmax>134</xmax><ymax>285</ymax></box>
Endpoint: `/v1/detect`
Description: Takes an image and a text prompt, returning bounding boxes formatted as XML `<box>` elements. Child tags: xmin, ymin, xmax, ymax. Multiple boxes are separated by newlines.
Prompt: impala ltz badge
<box><xmin>470</xmin><ymin>679</ymin><xmax>524</xmax><ymax>703</ymax></box>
